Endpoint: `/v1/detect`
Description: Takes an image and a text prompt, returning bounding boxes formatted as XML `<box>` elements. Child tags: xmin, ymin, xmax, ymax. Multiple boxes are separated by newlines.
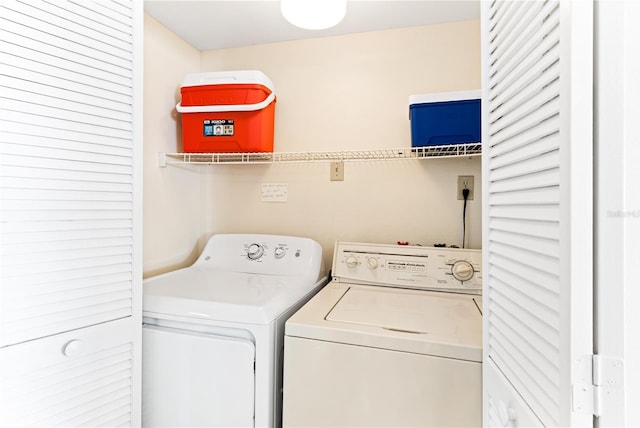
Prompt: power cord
<box><xmin>462</xmin><ymin>188</ymin><xmax>470</xmax><ymax>248</ymax></box>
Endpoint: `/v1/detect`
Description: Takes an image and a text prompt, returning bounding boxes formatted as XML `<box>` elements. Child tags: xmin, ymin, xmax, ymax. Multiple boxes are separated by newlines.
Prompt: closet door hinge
<box><xmin>572</xmin><ymin>355</ymin><xmax>624</xmax><ymax>417</ymax></box>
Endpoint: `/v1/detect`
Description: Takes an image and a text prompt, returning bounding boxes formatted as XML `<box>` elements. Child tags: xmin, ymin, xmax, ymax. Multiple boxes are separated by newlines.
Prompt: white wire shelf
<box><xmin>158</xmin><ymin>143</ymin><xmax>481</xmax><ymax>166</ymax></box>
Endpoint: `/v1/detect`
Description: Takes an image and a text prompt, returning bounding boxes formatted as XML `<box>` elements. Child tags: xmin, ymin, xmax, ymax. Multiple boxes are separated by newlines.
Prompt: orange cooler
<box><xmin>176</xmin><ymin>71</ymin><xmax>276</xmax><ymax>153</ymax></box>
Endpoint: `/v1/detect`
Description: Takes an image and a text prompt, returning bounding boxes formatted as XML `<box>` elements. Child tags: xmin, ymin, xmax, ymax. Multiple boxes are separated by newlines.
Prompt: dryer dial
<box><xmin>247</xmin><ymin>243</ymin><xmax>264</xmax><ymax>260</ymax></box>
<box><xmin>274</xmin><ymin>246</ymin><xmax>286</xmax><ymax>259</ymax></box>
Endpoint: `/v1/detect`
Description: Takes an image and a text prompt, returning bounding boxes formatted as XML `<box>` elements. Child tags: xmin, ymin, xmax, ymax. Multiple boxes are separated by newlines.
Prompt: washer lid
<box><xmin>143</xmin><ymin>266</ymin><xmax>318</xmax><ymax>325</ymax></box>
<box><xmin>327</xmin><ymin>287</ymin><xmax>481</xmax><ymax>336</ymax></box>
<box><xmin>285</xmin><ymin>282</ymin><xmax>482</xmax><ymax>362</ymax></box>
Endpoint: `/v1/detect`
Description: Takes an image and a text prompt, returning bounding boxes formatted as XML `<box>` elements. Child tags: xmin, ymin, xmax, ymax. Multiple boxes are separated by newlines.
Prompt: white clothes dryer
<box><xmin>282</xmin><ymin>241</ymin><xmax>482</xmax><ymax>427</ymax></box>
<box><xmin>142</xmin><ymin>234</ymin><xmax>326</xmax><ymax>428</ymax></box>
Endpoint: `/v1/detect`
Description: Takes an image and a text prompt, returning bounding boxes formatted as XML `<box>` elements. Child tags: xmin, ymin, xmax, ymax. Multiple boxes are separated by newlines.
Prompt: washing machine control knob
<box><xmin>247</xmin><ymin>243</ymin><xmax>264</xmax><ymax>260</ymax></box>
<box><xmin>274</xmin><ymin>246</ymin><xmax>286</xmax><ymax>259</ymax></box>
<box><xmin>366</xmin><ymin>257</ymin><xmax>378</xmax><ymax>269</ymax></box>
<box><xmin>345</xmin><ymin>255</ymin><xmax>358</xmax><ymax>268</ymax></box>
<box><xmin>451</xmin><ymin>260</ymin><xmax>475</xmax><ymax>282</ymax></box>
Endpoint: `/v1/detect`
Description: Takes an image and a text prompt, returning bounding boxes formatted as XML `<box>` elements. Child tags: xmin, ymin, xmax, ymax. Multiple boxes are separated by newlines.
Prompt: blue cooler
<box><xmin>409</xmin><ymin>90</ymin><xmax>481</xmax><ymax>147</ymax></box>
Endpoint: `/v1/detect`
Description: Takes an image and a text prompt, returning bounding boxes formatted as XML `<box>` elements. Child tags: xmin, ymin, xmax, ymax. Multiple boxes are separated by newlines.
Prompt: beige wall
<box><xmin>143</xmin><ymin>15</ymin><xmax>203</xmax><ymax>277</ymax></box>
<box><xmin>202</xmin><ymin>158</ymin><xmax>481</xmax><ymax>271</ymax></box>
<box><xmin>144</xmin><ymin>18</ymin><xmax>482</xmax><ymax>274</ymax></box>
<box><xmin>199</xmin><ymin>21</ymin><xmax>481</xmax><ymax>269</ymax></box>
<box><xmin>201</xmin><ymin>22</ymin><xmax>480</xmax><ymax>152</ymax></box>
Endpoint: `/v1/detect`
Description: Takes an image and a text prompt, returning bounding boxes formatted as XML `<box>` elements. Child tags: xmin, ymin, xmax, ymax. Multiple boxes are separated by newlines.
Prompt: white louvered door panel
<box><xmin>482</xmin><ymin>1</ymin><xmax>593</xmax><ymax>427</ymax></box>
<box><xmin>0</xmin><ymin>0</ymin><xmax>142</xmax><ymax>425</ymax></box>
<box><xmin>0</xmin><ymin>0</ymin><xmax>139</xmax><ymax>345</ymax></box>
<box><xmin>0</xmin><ymin>318</ymin><xmax>134</xmax><ymax>427</ymax></box>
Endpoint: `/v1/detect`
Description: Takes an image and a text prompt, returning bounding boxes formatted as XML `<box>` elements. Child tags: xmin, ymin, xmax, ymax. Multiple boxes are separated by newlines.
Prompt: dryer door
<box><xmin>142</xmin><ymin>325</ymin><xmax>255</xmax><ymax>427</ymax></box>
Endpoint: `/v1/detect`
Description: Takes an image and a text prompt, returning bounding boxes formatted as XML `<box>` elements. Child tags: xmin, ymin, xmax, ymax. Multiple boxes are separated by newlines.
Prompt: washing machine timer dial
<box><xmin>247</xmin><ymin>243</ymin><xmax>265</xmax><ymax>260</ymax></box>
<box><xmin>451</xmin><ymin>260</ymin><xmax>475</xmax><ymax>282</ymax></box>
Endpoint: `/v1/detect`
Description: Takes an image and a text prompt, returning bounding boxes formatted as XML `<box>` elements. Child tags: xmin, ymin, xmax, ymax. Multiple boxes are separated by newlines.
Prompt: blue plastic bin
<box><xmin>409</xmin><ymin>90</ymin><xmax>481</xmax><ymax>147</ymax></box>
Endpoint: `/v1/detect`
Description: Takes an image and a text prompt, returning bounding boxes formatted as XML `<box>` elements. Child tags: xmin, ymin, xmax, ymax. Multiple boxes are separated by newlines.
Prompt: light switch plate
<box><xmin>330</xmin><ymin>161</ymin><xmax>344</xmax><ymax>181</ymax></box>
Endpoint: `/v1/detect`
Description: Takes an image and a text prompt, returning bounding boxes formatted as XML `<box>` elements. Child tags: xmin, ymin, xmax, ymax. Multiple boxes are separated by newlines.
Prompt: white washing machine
<box><xmin>142</xmin><ymin>234</ymin><xmax>326</xmax><ymax>428</ymax></box>
<box><xmin>282</xmin><ymin>241</ymin><xmax>482</xmax><ymax>427</ymax></box>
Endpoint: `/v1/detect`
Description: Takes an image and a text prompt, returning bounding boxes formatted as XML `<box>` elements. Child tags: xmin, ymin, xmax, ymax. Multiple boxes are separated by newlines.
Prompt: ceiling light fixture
<box><xmin>281</xmin><ymin>0</ymin><xmax>346</xmax><ymax>30</ymax></box>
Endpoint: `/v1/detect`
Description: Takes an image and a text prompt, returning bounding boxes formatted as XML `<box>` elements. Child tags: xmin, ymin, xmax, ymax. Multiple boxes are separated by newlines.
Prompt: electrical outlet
<box><xmin>457</xmin><ymin>175</ymin><xmax>474</xmax><ymax>200</ymax></box>
<box><xmin>330</xmin><ymin>161</ymin><xmax>344</xmax><ymax>181</ymax></box>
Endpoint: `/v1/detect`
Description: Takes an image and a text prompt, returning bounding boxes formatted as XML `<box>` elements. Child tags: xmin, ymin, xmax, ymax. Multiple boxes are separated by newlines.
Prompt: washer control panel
<box><xmin>332</xmin><ymin>242</ymin><xmax>481</xmax><ymax>294</ymax></box>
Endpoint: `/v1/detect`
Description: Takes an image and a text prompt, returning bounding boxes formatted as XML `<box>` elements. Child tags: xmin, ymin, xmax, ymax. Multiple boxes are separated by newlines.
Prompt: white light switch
<box><xmin>261</xmin><ymin>183</ymin><xmax>288</xmax><ymax>202</ymax></box>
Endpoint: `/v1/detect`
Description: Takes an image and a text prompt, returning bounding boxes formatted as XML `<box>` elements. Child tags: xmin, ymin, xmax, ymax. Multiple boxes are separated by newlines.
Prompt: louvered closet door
<box><xmin>0</xmin><ymin>0</ymin><xmax>142</xmax><ymax>425</ymax></box>
<box><xmin>482</xmin><ymin>1</ymin><xmax>593</xmax><ymax>427</ymax></box>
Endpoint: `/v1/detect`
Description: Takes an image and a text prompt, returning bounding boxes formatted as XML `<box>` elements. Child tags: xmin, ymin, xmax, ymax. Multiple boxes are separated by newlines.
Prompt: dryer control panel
<box><xmin>192</xmin><ymin>234</ymin><xmax>325</xmax><ymax>283</ymax></box>
<box><xmin>332</xmin><ymin>242</ymin><xmax>481</xmax><ymax>294</ymax></box>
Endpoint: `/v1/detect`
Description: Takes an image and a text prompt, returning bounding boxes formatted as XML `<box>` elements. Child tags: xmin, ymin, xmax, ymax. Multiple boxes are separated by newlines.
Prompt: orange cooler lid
<box><xmin>180</xmin><ymin>70</ymin><xmax>275</xmax><ymax>94</ymax></box>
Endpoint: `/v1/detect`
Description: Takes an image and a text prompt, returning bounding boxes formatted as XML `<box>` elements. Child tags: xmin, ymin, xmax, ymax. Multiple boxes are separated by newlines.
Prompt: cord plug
<box><xmin>462</xmin><ymin>188</ymin><xmax>470</xmax><ymax>200</ymax></box>
<box><xmin>461</xmin><ymin>187</ymin><xmax>470</xmax><ymax>249</ymax></box>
